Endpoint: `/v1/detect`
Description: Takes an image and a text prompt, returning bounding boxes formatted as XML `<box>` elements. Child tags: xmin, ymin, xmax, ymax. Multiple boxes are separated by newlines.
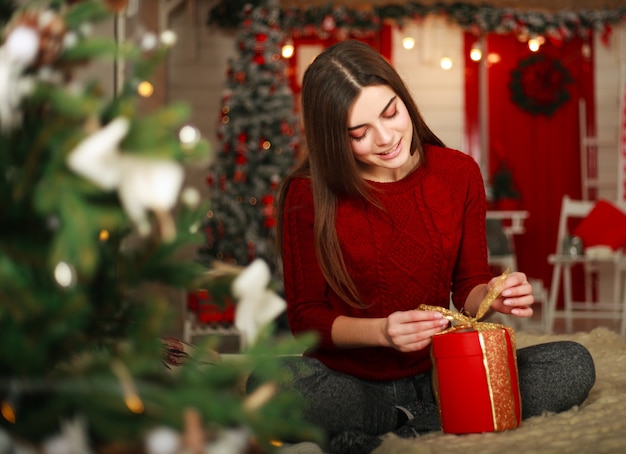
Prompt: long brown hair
<box><xmin>277</xmin><ymin>40</ymin><xmax>445</xmax><ymax>308</ymax></box>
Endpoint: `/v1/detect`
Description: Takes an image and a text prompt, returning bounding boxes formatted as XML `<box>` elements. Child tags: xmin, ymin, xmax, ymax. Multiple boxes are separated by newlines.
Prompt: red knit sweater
<box><xmin>281</xmin><ymin>145</ymin><xmax>492</xmax><ymax>381</ymax></box>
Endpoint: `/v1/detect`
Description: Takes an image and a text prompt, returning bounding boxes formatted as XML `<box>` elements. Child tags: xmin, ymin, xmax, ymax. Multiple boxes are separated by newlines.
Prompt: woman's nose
<box><xmin>374</xmin><ymin>123</ymin><xmax>393</xmax><ymax>146</ymax></box>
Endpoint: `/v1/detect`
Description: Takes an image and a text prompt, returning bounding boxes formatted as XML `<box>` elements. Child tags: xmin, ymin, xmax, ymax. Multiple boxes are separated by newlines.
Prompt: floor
<box><xmin>499</xmin><ymin>274</ymin><xmax>625</xmax><ymax>336</ymax></box>
<box><xmin>514</xmin><ymin>303</ymin><xmax>623</xmax><ymax>335</ymax></box>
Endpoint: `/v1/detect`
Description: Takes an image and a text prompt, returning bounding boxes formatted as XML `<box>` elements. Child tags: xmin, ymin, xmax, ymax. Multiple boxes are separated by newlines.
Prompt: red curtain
<box><xmin>465</xmin><ymin>33</ymin><xmax>595</xmax><ymax>294</ymax></box>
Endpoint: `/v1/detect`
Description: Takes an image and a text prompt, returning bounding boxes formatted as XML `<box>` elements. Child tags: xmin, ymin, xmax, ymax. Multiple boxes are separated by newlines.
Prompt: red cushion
<box><xmin>572</xmin><ymin>200</ymin><xmax>626</xmax><ymax>250</ymax></box>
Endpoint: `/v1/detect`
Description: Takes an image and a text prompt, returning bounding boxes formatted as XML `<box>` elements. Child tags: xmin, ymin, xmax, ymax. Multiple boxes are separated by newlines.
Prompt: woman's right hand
<box><xmin>382</xmin><ymin>310</ymin><xmax>449</xmax><ymax>352</ymax></box>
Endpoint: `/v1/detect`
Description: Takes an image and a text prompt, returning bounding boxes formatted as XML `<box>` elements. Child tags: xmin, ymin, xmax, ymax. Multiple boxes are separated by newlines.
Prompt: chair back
<box><xmin>554</xmin><ymin>196</ymin><xmax>595</xmax><ymax>254</ymax></box>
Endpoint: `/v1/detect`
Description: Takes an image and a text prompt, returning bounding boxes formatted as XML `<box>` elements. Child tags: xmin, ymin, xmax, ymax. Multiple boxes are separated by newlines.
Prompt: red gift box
<box><xmin>430</xmin><ymin>326</ymin><xmax>522</xmax><ymax>434</ymax></box>
<box><xmin>187</xmin><ymin>290</ymin><xmax>235</xmax><ymax>324</ymax></box>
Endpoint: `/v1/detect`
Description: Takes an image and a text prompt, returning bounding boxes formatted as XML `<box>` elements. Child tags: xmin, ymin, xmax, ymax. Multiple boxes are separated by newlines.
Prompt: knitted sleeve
<box><xmin>280</xmin><ymin>178</ymin><xmax>338</xmax><ymax>349</ymax></box>
<box><xmin>449</xmin><ymin>152</ymin><xmax>492</xmax><ymax>310</ymax></box>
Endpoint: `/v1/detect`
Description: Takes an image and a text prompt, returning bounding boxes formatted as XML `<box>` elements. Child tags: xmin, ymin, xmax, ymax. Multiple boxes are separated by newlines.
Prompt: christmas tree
<box><xmin>0</xmin><ymin>1</ymin><xmax>318</xmax><ymax>451</ymax></box>
<box><xmin>200</xmin><ymin>0</ymin><xmax>299</xmax><ymax>276</ymax></box>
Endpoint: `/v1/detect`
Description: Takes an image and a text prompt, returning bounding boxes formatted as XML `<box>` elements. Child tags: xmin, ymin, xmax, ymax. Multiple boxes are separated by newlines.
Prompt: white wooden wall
<box><xmin>594</xmin><ymin>25</ymin><xmax>626</xmax><ymax>201</ymax></box>
<box><xmin>391</xmin><ymin>17</ymin><xmax>465</xmax><ymax>152</ymax></box>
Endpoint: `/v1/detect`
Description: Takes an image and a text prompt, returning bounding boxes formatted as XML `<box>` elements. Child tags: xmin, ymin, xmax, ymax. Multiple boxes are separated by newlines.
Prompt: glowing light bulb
<box><xmin>179</xmin><ymin>125</ymin><xmax>200</xmax><ymax>147</ymax></box>
<box><xmin>1</xmin><ymin>401</ymin><xmax>16</xmax><ymax>423</ymax></box>
<box><xmin>54</xmin><ymin>261</ymin><xmax>75</xmax><ymax>288</ymax></box>
<box><xmin>99</xmin><ymin>229</ymin><xmax>110</xmax><ymax>241</ymax></box>
<box><xmin>125</xmin><ymin>394</ymin><xmax>144</xmax><ymax>414</ymax></box>
<box><xmin>528</xmin><ymin>38</ymin><xmax>541</xmax><ymax>52</ymax></box>
<box><xmin>137</xmin><ymin>81</ymin><xmax>154</xmax><ymax>97</ymax></box>
<box><xmin>281</xmin><ymin>41</ymin><xmax>294</xmax><ymax>59</ymax></box>
<box><xmin>402</xmin><ymin>37</ymin><xmax>415</xmax><ymax>50</ymax></box>
<box><xmin>160</xmin><ymin>30</ymin><xmax>177</xmax><ymax>47</ymax></box>
<box><xmin>487</xmin><ymin>53</ymin><xmax>501</xmax><ymax>64</ymax></box>
<box><xmin>440</xmin><ymin>57</ymin><xmax>453</xmax><ymax>70</ymax></box>
<box><xmin>470</xmin><ymin>47</ymin><xmax>482</xmax><ymax>62</ymax></box>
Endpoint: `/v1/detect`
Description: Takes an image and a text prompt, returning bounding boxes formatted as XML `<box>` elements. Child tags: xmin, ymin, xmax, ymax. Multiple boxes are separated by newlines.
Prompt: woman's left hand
<box><xmin>489</xmin><ymin>271</ymin><xmax>534</xmax><ymax>318</ymax></box>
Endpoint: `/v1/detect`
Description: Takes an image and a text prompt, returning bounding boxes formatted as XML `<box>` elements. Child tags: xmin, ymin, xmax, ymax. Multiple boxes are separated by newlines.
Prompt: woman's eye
<box><xmin>349</xmin><ymin>127</ymin><xmax>368</xmax><ymax>142</ymax></box>
<box><xmin>350</xmin><ymin>132</ymin><xmax>367</xmax><ymax>142</ymax></box>
<box><xmin>384</xmin><ymin>107</ymin><xmax>399</xmax><ymax>119</ymax></box>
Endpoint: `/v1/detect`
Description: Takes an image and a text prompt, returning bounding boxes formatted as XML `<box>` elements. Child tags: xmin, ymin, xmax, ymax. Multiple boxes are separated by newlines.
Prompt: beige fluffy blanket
<box><xmin>374</xmin><ymin>327</ymin><xmax>626</xmax><ymax>454</ymax></box>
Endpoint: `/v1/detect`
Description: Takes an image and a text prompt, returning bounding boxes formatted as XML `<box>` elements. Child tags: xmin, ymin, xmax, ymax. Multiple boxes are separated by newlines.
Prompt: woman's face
<box><xmin>347</xmin><ymin>84</ymin><xmax>416</xmax><ymax>182</ymax></box>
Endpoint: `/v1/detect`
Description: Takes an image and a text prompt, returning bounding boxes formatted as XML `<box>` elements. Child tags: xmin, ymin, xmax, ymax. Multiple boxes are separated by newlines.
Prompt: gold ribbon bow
<box><xmin>417</xmin><ymin>269</ymin><xmax>513</xmax><ymax>341</ymax></box>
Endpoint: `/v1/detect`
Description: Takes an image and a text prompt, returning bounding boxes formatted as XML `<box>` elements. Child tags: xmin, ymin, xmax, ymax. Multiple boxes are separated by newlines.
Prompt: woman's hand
<box><xmin>489</xmin><ymin>271</ymin><xmax>534</xmax><ymax>318</ymax></box>
<box><xmin>382</xmin><ymin>309</ymin><xmax>450</xmax><ymax>352</ymax></box>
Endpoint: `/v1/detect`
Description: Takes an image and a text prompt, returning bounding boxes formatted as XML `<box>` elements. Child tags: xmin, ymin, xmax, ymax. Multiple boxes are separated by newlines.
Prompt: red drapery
<box><xmin>465</xmin><ymin>33</ymin><xmax>595</xmax><ymax>293</ymax></box>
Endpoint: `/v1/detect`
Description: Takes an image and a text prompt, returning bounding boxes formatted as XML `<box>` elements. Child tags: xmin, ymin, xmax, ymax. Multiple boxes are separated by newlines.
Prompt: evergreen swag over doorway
<box><xmin>207</xmin><ymin>1</ymin><xmax>626</xmax><ymax>44</ymax></box>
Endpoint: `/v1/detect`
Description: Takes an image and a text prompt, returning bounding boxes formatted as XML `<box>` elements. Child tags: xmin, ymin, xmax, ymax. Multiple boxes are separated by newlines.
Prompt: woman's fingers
<box><xmin>384</xmin><ymin>310</ymin><xmax>449</xmax><ymax>352</ymax></box>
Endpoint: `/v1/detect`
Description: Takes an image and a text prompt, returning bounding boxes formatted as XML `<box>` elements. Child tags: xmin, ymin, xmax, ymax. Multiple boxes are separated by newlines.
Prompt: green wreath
<box><xmin>509</xmin><ymin>54</ymin><xmax>573</xmax><ymax>117</ymax></box>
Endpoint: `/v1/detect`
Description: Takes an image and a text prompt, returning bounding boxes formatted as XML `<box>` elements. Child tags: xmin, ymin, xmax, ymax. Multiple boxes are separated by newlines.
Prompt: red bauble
<box><xmin>322</xmin><ymin>15</ymin><xmax>336</xmax><ymax>32</ymax></box>
<box><xmin>264</xmin><ymin>217</ymin><xmax>277</xmax><ymax>228</ymax></box>
<box><xmin>233</xmin><ymin>169</ymin><xmax>246</xmax><ymax>183</ymax></box>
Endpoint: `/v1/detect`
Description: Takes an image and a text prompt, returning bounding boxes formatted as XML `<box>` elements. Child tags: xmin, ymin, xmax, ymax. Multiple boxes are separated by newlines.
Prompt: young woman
<box><xmin>248</xmin><ymin>40</ymin><xmax>595</xmax><ymax>453</ymax></box>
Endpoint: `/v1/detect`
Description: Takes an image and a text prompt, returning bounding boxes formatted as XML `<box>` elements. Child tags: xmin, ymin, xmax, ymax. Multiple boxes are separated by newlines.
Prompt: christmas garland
<box><xmin>208</xmin><ymin>1</ymin><xmax>626</xmax><ymax>43</ymax></box>
<box><xmin>509</xmin><ymin>54</ymin><xmax>573</xmax><ymax>116</ymax></box>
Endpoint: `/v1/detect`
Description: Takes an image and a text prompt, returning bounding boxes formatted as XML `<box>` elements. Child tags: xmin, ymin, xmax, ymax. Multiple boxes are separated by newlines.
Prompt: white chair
<box><xmin>486</xmin><ymin>210</ymin><xmax>530</xmax><ymax>272</ymax></box>
<box><xmin>546</xmin><ymin>195</ymin><xmax>626</xmax><ymax>335</ymax></box>
<box><xmin>486</xmin><ymin>211</ymin><xmax>550</xmax><ymax>331</ymax></box>
<box><xmin>486</xmin><ymin>217</ymin><xmax>518</xmax><ymax>272</ymax></box>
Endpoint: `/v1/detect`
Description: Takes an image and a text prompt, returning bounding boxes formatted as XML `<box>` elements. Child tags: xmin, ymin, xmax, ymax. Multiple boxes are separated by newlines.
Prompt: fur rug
<box><xmin>373</xmin><ymin>327</ymin><xmax>626</xmax><ymax>454</ymax></box>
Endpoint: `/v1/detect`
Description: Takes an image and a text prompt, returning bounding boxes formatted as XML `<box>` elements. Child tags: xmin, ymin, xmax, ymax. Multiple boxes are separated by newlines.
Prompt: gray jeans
<box><xmin>246</xmin><ymin>340</ymin><xmax>595</xmax><ymax>441</ymax></box>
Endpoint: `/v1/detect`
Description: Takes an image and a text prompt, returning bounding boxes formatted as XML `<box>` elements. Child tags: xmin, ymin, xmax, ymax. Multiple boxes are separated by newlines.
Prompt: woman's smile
<box><xmin>376</xmin><ymin>140</ymin><xmax>402</xmax><ymax>159</ymax></box>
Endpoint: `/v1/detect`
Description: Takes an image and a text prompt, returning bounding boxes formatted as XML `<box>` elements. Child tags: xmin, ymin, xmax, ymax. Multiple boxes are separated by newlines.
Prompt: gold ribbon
<box><xmin>417</xmin><ymin>268</ymin><xmax>513</xmax><ymax>342</ymax></box>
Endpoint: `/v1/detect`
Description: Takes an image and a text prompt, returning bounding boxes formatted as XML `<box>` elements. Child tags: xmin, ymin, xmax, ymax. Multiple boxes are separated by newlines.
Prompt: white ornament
<box><xmin>145</xmin><ymin>426</ymin><xmax>181</xmax><ymax>454</ymax></box>
<box><xmin>41</xmin><ymin>435</ymin><xmax>71</xmax><ymax>454</ymax></box>
<box><xmin>54</xmin><ymin>261</ymin><xmax>76</xmax><ymax>288</ymax></box>
<box><xmin>117</xmin><ymin>155</ymin><xmax>184</xmax><ymax>230</ymax></box>
<box><xmin>206</xmin><ymin>428</ymin><xmax>250</xmax><ymax>454</ymax></box>
<box><xmin>160</xmin><ymin>30</ymin><xmax>177</xmax><ymax>47</ymax></box>
<box><xmin>141</xmin><ymin>32</ymin><xmax>158</xmax><ymax>51</ymax></box>
<box><xmin>66</xmin><ymin>117</ymin><xmax>128</xmax><ymax>190</ymax></box>
<box><xmin>0</xmin><ymin>26</ymin><xmax>40</xmax><ymax>132</ymax></box>
<box><xmin>178</xmin><ymin>124</ymin><xmax>201</xmax><ymax>147</ymax></box>
<box><xmin>38</xmin><ymin>11</ymin><xmax>56</xmax><ymax>29</ymax></box>
<box><xmin>181</xmin><ymin>186</ymin><xmax>201</xmax><ymax>207</ymax></box>
<box><xmin>233</xmin><ymin>259</ymin><xmax>286</xmax><ymax>348</ymax></box>
<box><xmin>4</xmin><ymin>26</ymin><xmax>40</xmax><ymax>66</ymax></box>
<box><xmin>63</xmin><ymin>32</ymin><xmax>79</xmax><ymax>50</ymax></box>
<box><xmin>66</xmin><ymin>117</ymin><xmax>185</xmax><ymax>239</ymax></box>
<box><xmin>42</xmin><ymin>417</ymin><xmax>93</xmax><ymax>454</ymax></box>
